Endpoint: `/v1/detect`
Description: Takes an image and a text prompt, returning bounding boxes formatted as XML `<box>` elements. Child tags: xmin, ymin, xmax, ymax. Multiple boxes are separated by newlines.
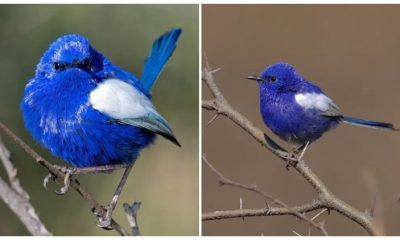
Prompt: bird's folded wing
<box><xmin>320</xmin><ymin>101</ymin><xmax>342</xmax><ymax>117</ymax></box>
<box><xmin>119</xmin><ymin>112</ymin><xmax>180</xmax><ymax>147</ymax></box>
<box><xmin>294</xmin><ymin>92</ymin><xmax>342</xmax><ymax>117</ymax></box>
<box><xmin>89</xmin><ymin>78</ymin><xmax>180</xmax><ymax>146</ymax></box>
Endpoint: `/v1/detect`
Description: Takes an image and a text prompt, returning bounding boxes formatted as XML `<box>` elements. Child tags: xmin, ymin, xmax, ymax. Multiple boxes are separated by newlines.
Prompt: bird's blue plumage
<box><xmin>141</xmin><ymin>28</ymin><xmax>182</xmax><ymax>92</ymax></box>
<box><xmin>21</xmin><ymin>30</ymin><xmax>181</xmax><ymax>167</ymax></box>
<box><xmin>250</xmin><ymin>62</ymin><xmax>396</xmax><ymax>146</ymax></box>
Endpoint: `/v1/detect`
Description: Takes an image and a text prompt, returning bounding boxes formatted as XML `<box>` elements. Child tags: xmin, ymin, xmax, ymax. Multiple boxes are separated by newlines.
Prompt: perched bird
<box><xmin>21</xmin><ymin>29</ymin><xmax>181</xmax><ymax>169</ymax></box>
<box><xmin>248</xmin><ymin>62</ymin><xmax>396</xmax><ymax>156</ymax></box>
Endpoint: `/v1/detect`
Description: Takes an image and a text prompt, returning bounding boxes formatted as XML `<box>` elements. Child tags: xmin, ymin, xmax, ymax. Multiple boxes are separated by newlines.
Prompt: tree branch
<box><xmin>201</xmin><ymin>59</ymin><xmax>381</xmax><ymax>236</ymax></box>
<box><xmin>203</xmin><ymin>203</ymin><xmax>321</xmax><ymax>220</ymax></box>
<box><xmin>0</xmin><ymin>137</ymin><xmax>52</xmax><ymax>236</ymax></box>
<box><xmin>202</xmin><ymin>155</ymin><xmax>327</xmax><ymax>235</ymax></box>
<box><xmin>0</xmin><ymin>122</ymin><xmax>129</xmax><ymax>236</ymax></box>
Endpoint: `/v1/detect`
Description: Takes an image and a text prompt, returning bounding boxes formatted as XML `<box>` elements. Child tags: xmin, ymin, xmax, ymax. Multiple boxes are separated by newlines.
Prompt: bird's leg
<box><xmin>296</xmin><ymin>141</ymin><xmax>310</xmax><ymax>162</ymax></box>
<box><xmin>97</xmin><ymin>164</ymin><xmax>134</xmax><ymax>229</ymax></box>
<box><xmin>43</xmin><ymin>163</ymin><xmax>131</xmax><ymax>195</ymax></box>
<box><xmin>285</xmin><ymin>141</ymin><xmax>310</xmax><ymax>170</ymax></box>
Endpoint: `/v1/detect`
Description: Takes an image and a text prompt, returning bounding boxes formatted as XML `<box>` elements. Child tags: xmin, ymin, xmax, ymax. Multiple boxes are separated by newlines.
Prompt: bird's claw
<box><xmin>285</xmin><ymin>157</ymin><xmax>299</xmax><ymax>170</ymax></box>
<box><xmin>42</xmin><ymin>166</ymin><xmax>73</xmax><ymax>195</ymax></box>
<box><xmin>284</xmin><ymin>142</ymin><xmax>310</xmax><ymax>170</ymax></box>
<box><xmin>54</xmin><ymin>170</ymin><xmax>72</xmax><ymax>195</ymax></box>
<box><xmin>43</xmin><ymin>173</ymin><xmax>56</xmax><ymax>189</ymax></box>
<box><xmin>94</xmin><ymin>204</ymin><xmax>114</xmax><ymax>230</ymax></box>
<box><xmin>96</xmin><ymin>218</ymin><xmax>113</xmax><ymax>230</ymax></box>
<box><xmin>53</xmin><ymin>165</ymin><xmax>75</xmax><ymax>174</ymax></box>
<box><xmin>282</xmin><ymin>151</ymin><xmax>300</xmax><ymax>170</ymax></box>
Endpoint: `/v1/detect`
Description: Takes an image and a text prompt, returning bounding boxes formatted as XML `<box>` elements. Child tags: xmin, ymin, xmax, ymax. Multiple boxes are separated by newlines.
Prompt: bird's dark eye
<box><xmin>80</xmin><ymin>59</ymin><xmax>91</xmax><ymax>68</ymax></box>
<box><xmin>269</xmin><ymin>76</ymin><xmax>277</xmax><ymax>82</ymax></box>
<box><xmin>54</xmin><ymin>62</ymin><xmax>65</xmax><ymax>71</ymax></box>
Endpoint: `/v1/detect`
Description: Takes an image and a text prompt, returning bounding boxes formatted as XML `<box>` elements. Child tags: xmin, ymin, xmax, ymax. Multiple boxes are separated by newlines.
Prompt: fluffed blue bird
<box><xmin>248</xmin><ymin>62</ymin><xmax>396</xmax><ymax>155</ymax></box>
<box><xmin>21</xmin><ymin>28</ymin><xmax>181</xmax><ymax>170</ymax></box>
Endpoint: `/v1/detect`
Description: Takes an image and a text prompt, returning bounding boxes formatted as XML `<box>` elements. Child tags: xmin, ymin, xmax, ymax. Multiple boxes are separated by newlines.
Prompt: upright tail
<box><xmin>342</xmin><ymin>117</ymin><xmax>398</xmax><ymax>131</ymax></box>
<box><xmin>141</xmin><ymin>28</ymin><xmax>182</xmax><ymax>92</ymax></box>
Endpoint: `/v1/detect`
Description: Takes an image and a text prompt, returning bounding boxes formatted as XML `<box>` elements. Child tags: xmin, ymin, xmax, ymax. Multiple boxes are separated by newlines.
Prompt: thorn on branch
<box><xmin>206</xmin><ymin>113</ymin><xmax>219</xmax><ymax>126</ymax></box>
<box><xmin>292</xmin><ymin>230</ymin><xmax>302</xmax><ymax>236</ymax></box>
<box><xmin>210</xmin><ymin>67</ymin><xmax>222</xmax><ymax>74</ymax></box>
<box><xmin>202</xmin><ymin>153</ymin><xmax>328</xmax><ymax>235</ymax></box>
<box><xmin>311</xmin><ymin>209</ymin><xmax>328</xmax><ymax>221</ymax></box>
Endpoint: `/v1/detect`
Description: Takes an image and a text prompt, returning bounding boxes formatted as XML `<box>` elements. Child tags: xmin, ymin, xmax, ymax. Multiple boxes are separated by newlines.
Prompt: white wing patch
<box><xmin>294</xmin><ymin>92</ymin><xmax>334</xmax><ymax>112</ymax></box>
<box><xmin>89</xmin><ymin>78</ymin><xmax>154</xmax><ymax>119</ymax></box>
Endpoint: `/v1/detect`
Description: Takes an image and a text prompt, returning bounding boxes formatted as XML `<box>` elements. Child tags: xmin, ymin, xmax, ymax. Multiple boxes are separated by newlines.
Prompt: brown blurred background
<box><xmin>202</xmin><ymin>4</ymin><xmax>400</xmax><ymax>236</ymax></box>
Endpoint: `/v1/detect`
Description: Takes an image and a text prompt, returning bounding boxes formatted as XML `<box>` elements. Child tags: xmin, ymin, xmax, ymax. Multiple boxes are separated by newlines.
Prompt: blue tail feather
<box><xmin>342</xmin><ymin>117</ymin><xmax>397</xmax><ymax>131</ymax></box>
<box><xmin>141</xmin><ymin>28</ymin><xmax>182</xmax><ymax>92</ymax></box>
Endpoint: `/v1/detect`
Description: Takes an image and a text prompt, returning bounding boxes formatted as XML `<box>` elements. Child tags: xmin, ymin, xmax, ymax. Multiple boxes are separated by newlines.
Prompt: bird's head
<box><xmin>35</xmin><ymin>34</ymin><xmax>105</xmax><ymax>80</ymax></box>
<box><xmin>248</xmin><ymin>62</ymin><xmax>302</xmax><ymax>93</ymax></box>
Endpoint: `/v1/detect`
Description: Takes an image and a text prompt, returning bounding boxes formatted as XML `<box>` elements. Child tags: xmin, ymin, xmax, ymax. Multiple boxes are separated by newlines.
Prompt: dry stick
<box><xmin>0</xmin><ymin>122</ymin><xmax>129</xmax><ymax>236</ymax></box>
<box><xmin>201</xmin><ymin>61</ymin><xmax>380</xmax><ymax>236</ymax></box>
<box><xmin>124</xmin><ymin>201</ymin><xmax>142</xmax><ymax>236</ymax></box>
<box><xmin>203</xmin><ymin>201</ymin><xmax>321</xmax><ymax>220</ymax></box>
<box><xmin>0</xmin><ymin>138</ymin><xmax>52</xmax><ymax>236</ymax></box>
<box><xmin>202</xmin><ymin>155</ymin><xmax>327</xmax><ymax>235</ymax></box>
<box><xmin>0</xmin><ymin>178</ymin><xmax>51</xmax><ymax>235</ymax></box>
<box><xmin>0</xmin><ymin>139</ymin><xmax>29</xmax><ymax>198</ymax></box>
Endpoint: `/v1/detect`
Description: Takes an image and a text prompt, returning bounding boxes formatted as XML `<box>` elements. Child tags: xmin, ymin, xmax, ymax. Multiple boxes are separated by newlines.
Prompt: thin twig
<box><xmin>0</xmin><ymin>122</ymin><xmax>129</xmax><ymax>236</ymax></box>
<box><xmin>124</xmin><ymin>201</ymin><xmax>142</xmax><ymax>236</ymax></box>
<box><xmin>0</xmin><ymin>137</ymin><xmax>52</xmax><ymax>236</ymax></box>
<box><xmin>201</xmin><ymin>59</ymin><xmax>381</xmax><ymax>236</ymax></box>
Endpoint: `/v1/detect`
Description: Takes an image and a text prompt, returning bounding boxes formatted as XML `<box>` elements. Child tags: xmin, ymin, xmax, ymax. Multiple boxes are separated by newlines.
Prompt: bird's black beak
<box><xmin>247</xmin><ymin>75</ymin><xmax>263</xmax><ymax>82</ymax></box>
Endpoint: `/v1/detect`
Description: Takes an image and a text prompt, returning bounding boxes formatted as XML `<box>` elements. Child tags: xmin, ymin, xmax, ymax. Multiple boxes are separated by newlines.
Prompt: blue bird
<box><xmin>248</xmin><ymin>62</ymin><xmax>396</xmax><ymax>158</ymax></box>
<box><xmin>21</xmin><ymin>29</ymin><xmax>181</xmax><ymax>225</ymax></box>
<box><xmin>20</xmin><ymin>29</ymin><xmax>182</xmax><ymax>224</ymax></box>
<box><xmin>22</xmin><ymin>28</ymin><xmax>181</xmax><ymax>168</ymax></box>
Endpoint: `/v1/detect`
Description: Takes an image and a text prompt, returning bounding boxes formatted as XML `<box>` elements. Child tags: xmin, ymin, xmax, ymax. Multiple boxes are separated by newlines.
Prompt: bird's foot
<box><xmin>43</xmin><ymin>164</ymin><xmax>130</xmax><ymax>195</ymax></box>
<box><xmin>53</xmin><ymin>164</ymin><xmax>76</xmax><ymax>174</ymax></box>
<box><xmin>284</xmin><ymin>142</ymin><xmax>310</xmax><ymax>170</ymax></box>
<box><xmin>54</xmin><ymin>169</ymin><xmax>72</xmax><ymax>195</ymax></box>
<box><xmin>283</xmin><ymin>151</ymin><xmax>301</xmax><ymax>170</ymax></box>
<box><xmin>43</xmin><ymin>173</ymin><xmax>56</xmax><ymax>189</ymax></box>
<box><xmin>42</xmin><ymin>165</ymin><xmax>76</xmax><ymax>195</ymax></box>
<box><xmin>94</xmin><ymin>164</ymin><xmax>134</xmax><ymax>230</ymax></box>
<box><xmin>284</xmin><ymin>158</ymin><xmax>299</xmax><ymax>170</ymax></box>
<box><xmin>93</xmin><ymin>204</ymin><xmax>114</xmax><ymax>230</ymax></box>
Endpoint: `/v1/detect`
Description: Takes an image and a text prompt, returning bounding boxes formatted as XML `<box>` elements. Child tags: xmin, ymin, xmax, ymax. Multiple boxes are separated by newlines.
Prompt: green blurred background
<box><xmin>203</xmin><ymin>5</ymin><xmax>400</xmax><ymax>236</ymax></box>
<box><xmin>0</xmin><ymin>4</ymin><xmax>198</xmax><ymax>236</ymax></box>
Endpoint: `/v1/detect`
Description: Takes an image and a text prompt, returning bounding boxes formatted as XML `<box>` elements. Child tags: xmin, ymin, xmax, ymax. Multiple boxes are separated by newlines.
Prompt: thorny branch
<box><xmin>0</xmin><ymin>122</ymin><xmax>142</xmax><ymax>236</ymax></box>
<box><xmin>202</xmin><ymin>155</ymin><xmax>328</xmax><ymax>235</ymax></box>
<box><xmin>201</xmin><ymin>58</ymin><xmax>382</xmax><ymax>236</ymax></box>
